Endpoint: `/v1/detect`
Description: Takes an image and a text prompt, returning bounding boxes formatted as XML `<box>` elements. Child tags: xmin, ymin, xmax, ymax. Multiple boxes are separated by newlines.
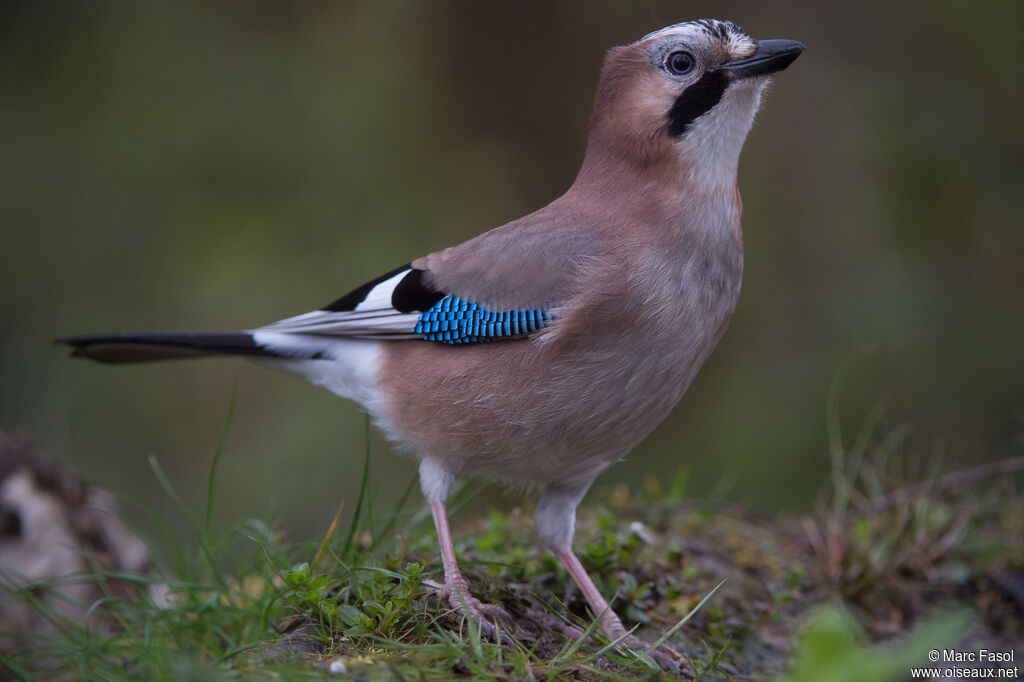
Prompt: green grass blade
<box><xmin>205</xmin><ymin>384</ymin><xmax>237</xmax><ymax>536</ymax></box>
<box><xmin>369</xmin><ymin>471</ymin><xmax>418</xmax><ymax>553</ymax></box>
<box><xmin>148</xmin><ymin>455</ymin><xmax>225</xmax><ymax>588</ymax></box>
<box><xmin>648</xmin><ymin>577</ymin><xmax>726</xmax><ymax>651</ymax></box>
<box><xmin>313</xmin><ymin>497</ymin><xmax>346</xmax><ymax>567</ymax></box>
<box><xmin>342</xmin><ymin>414</ymin><xmax>374</xmax><ymax>562</ymax></box>
<box><xmin>148</xmin><ymin>455</ymin><xmax>201</xmax><ymax>531</ymax></box>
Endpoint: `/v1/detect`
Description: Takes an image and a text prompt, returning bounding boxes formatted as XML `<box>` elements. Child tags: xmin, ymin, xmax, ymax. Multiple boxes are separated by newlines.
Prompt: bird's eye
<box><xmin>666</xmin><ymin>51</ymin><xmax>695</xmax><ymax>76</ymax></box>
<box><xmin>1</xmin><ymin>508</ymin><xmax>21</xmax><ymax>537</ymax></box>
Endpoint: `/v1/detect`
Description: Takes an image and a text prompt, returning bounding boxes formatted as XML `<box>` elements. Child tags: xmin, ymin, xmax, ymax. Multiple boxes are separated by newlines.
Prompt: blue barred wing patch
<box><xmin>415</xmin><ymin>296</ymin><xmax>552</xmax><ymax>344</ymax></box>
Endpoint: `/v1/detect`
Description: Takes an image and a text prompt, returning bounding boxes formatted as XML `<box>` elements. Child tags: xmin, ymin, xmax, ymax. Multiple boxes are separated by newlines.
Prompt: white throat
<box><xmin>677</xmin><ymin>79</ymin><xmax>767</xmax><ymax>190</ymax></box>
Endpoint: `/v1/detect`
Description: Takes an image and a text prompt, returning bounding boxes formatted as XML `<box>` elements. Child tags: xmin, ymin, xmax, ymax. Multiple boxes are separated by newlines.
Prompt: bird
<box><xmin>59</xmin><ymin>18</ymin><xmax>803</xmax><ymax>665</ymax></box>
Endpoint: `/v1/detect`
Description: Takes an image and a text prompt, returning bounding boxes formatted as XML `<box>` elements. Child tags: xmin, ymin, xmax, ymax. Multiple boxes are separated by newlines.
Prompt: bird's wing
<box><xmin>261</xmin><ymin>210</ymin><xmax>599</xmax><ymax>345</ymax></box>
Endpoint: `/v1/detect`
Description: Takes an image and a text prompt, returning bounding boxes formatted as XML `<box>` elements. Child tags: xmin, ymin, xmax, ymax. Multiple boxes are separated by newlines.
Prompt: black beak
<box><xmin>712</xmin><ymin>39</ymin><xmax>804</xmax><ymax>80</ymax></box>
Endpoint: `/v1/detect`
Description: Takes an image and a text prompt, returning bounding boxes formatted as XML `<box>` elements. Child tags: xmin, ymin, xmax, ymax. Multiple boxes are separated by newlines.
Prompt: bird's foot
<box><xmin>425</xmin><ymin>576</ymin><xmax>513</xmax><ymax>644</ymax></box>
<box><xmin>603</xmin><ymin>617</ymin><xmax>691</xmax><ymax>677</ymax></box>
<box><xmin>622</xmin><ymin>635</ymin><xmax>691</xmax><ymax>677</ymax></box>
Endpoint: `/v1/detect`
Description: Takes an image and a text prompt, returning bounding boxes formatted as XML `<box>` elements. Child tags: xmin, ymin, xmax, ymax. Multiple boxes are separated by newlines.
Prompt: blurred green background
<box><xmin>1</xmin><ymin>1</ymin><xmax>1021</xmax><ymax>542</ymax></box>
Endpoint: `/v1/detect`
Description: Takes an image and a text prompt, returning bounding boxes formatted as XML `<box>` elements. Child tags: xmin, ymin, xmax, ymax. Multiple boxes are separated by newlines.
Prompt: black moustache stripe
<box><xmin>667</xmin><ymin>70</ymin><xmax>729</xmax><ymax>137</ymax></box>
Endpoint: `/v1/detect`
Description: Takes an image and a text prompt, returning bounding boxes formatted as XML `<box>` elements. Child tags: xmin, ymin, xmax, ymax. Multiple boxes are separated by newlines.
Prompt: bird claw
<box><xmin>449</xmin><ymin>590</ymin><xmax>512</xmax><ymax>627</ymax></box>
<box><xmin>600</xmin><ymin>616</ymin><xmax>690</xmax><ymax>677</ymax></box>
<box><xmin>426</xmin><ymin>579</ymin><xmax>687</xmax><ymax>674</ymax></box>
<box><xmin>619</xmin><ymin>634</ymin><xmax>691</xmax><ymax>677</ymax></box>
<box><xmin>430</xmin><ymin>577</ymin><xmax>513</xmax><ymax>644</ymax></box>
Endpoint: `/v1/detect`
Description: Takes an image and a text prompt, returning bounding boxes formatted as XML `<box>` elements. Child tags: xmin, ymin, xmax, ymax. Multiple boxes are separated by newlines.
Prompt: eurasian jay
<box><xmin>60</xmin><ymin>18</ymin><xmax>802</xmax><ymax>660</ymax></box>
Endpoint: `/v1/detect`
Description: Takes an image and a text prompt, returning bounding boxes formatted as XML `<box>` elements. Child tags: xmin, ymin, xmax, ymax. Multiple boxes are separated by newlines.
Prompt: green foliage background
<box><xmin>1</xmin><ymin>1</ymin><xmax>1021</xmax><ymax>541</ymax></box>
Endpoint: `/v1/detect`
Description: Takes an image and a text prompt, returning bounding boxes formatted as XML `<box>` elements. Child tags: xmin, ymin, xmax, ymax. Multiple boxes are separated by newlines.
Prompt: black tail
<box><xmin>56</xmin><ymin>332</ymin><xmax>280</xmax><ymax>364</ymax></box>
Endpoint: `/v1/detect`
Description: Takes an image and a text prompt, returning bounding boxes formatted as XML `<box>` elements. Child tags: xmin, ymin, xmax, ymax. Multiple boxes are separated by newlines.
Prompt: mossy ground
<box><xmin>3</xmin><ymin>457</ymin><xmax>1020</xmax><ymax>681</ymax></box>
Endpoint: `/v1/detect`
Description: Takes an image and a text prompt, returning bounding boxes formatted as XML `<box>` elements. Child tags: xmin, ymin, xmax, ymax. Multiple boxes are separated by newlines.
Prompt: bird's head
<box><xmin>583</xmin><ymin>19</ymin><xmax>803</xmax><ymax>190</ymax></box>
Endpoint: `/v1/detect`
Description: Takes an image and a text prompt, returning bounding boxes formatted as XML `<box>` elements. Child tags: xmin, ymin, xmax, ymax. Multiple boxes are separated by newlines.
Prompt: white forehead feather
<box><xmin>640</xmin><ymin>19</ymin><xmax>756</xmax><ymax>59</ymax></box>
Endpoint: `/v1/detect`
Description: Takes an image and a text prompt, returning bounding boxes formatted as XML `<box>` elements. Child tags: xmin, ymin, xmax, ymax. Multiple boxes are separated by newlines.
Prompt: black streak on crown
<box><xmin>667</xmin><ymin>70</ymin><xmax>729</xmax><ymax>137</ymax></box>
<box><xmin>692</xmin><ymin>19</ymin><xmax>739</xmax><ymax>42</ymax></box>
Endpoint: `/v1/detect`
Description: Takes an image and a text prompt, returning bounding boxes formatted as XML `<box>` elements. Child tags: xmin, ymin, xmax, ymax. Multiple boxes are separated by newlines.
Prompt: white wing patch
<box><xmin>257</xmin><ymin>268</ymin><xmax>421</xmax><ymax>339</ymax></box>
<box><xmin>354</xmin><ymin>269</ymin><xmax>410</xmax><ymax>312</ymax></box>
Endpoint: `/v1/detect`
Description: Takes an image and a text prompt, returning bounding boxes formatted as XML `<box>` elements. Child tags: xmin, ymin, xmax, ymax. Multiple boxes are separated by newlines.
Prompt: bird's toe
<box><xmin>439</xmin><ymin>580</ymin><xmax>514</xmax><ymax>644</ymax></box>
<box><xmin>620</xmin><ymin>635</ymin><xmax>692</xmax><ymax>678</ymax></box>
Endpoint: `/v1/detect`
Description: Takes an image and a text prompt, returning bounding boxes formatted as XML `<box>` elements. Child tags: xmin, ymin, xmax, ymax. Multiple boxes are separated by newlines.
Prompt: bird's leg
<box><xmin>555</xmin><ymin>549</ymin><xmax>628</xmax><ymax>638</ymax></box>
<box><xmin>428</xmin><ymin>499</ymin><xmax>512</xmax><ymax>639</ymax></box>
<box><xmin>537</xmin><ymin>480</ymin><xmax>688</xmax><ymax>675</ymax></box>
<box><xmin>536</xmin><ymin>485</ymin><xmax>629</xmax><ymax>635</ymax></box>
<box><xmin>536</xmin><ymin>485</ymin><xmax>631</xmax><ymax>637</ymax></box>
<box><xmin>555</xmin><ymin>547</ymin><xmax>687</xmax><ymax>674</ymax></box>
